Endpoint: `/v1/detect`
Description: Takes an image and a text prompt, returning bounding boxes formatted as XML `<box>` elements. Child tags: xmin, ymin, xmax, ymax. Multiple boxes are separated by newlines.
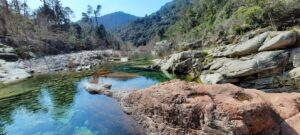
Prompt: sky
<box><xmin>26</xmin><ymin>0</ymin><xmax>172</xmax><ymax>21</ymax></box>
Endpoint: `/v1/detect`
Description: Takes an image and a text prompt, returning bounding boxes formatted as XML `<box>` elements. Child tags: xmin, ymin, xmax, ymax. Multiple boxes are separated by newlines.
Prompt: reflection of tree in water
<box><xmin>0</xmin><ymin>76</ymin><xmax>79</xmax><ymax>134</ymax></box>
<box><xmin>0</xmin><ymin>91</ymin><xmax>41</xmax><ymax>134</ymax></box>
<box><xmin>112</xmin><ymin>66</ymin><xmax>170</xmax><ymax>82</ymax></box>
<box><xmin>45</xmin><ymin>80</ymin><xmax>78</xmax><ymax>120</ymax></box>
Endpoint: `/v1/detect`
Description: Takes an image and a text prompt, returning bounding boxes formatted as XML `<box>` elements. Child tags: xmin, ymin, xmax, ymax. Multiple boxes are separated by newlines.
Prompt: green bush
<box><xmin>233</xmin><ymin>6</ymin><xmax>264</xmax><ymax>25</ymax></box>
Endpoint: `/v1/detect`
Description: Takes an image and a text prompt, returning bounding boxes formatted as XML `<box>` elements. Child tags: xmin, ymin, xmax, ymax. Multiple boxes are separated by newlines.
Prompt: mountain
<box><xmin>111</xmin><ymin>0</ymin><xmax>192</xmax><ymax>46</ymax></box>
<box><xmin>93</xmin><ymin>12</ymin><xmax>139</xmax><ymax>30</ymax></box>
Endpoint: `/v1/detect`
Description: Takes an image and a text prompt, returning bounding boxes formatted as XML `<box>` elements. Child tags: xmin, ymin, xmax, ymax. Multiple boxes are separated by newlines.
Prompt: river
<box><xmin>0</xmin><ymin>64</ymin><xmax>170</xmax><ymax>135</ymax></box>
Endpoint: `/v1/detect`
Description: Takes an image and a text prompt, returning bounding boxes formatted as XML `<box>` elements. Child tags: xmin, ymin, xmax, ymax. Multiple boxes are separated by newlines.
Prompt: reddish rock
<box><xmin>120</xmin><ymin>80</ymin><xmax>300</xmax><ymax>135</ymax></box>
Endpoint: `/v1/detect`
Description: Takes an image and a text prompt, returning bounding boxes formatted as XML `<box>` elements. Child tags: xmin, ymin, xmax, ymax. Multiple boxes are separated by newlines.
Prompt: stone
<box><xmin>289</xmin><ymin>67</ymin><xmax>300</xmax><ymax>80</ymax></box>
<box><xmin>120</xmin><ymin>80</ymin><xmax>300</xmax><ymax>135</ymax></box>
<box><xmin>84</xmin><ymin>82</ymin><xmax>112</xmax><ymax>95</ymax></box>
<box><xmin>0</xmin><ymin>62</ymin><xmax>32</xmax><ymax>84</ymax></box>
<box><xmin>210</xmin><ymin>32</ymin><xmax>270</xmax><ymax>57</ymax></box>
<box><xmin>291</xmin><ymin>47</ymin><xmax>300</xmax><ymax>67</ymax></box>
<box><xmin>160</xmin><ymin>51</ymin><xmax>203</xmax><ymax>74</ymax></box>
<box><xmin>217</xmin><ymin>50</ymin><xmax>289</xmax><ymax>78</ymax></box>
<box><xmin>200</xmin><ymin>73</ymin><xmax>225</xmax><ymax>84</ymax></box>
<box><xmin>229</xmin><ymin>32</ymin><xmax>270</xmax><ymax>57</ymax></box>
<box><xmin>208</xmin><ymin>57</ymin><xmax>233</xmax><ymax>70</ymax></box>
<box><xmin>259</xmin><ymin>31</ymin><xmax>297</xmax><ymax>51</ymax></box>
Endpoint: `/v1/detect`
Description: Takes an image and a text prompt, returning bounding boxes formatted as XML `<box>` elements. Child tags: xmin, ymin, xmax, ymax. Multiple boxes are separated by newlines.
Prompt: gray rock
<box><xmin>200</xmin><ymin>73</ymin><xmax>225</xmax><ymax>84</ymax></box>
<box><xmin>211</xmin><ymin>32</ymin><xmax>270</xmax><ymax>57</ymax></box>
<box><xmin>229</xmin><ymin>32</ymin><xmax>270</xmax><ymax>57</ymax></box>
<box><xmin>289</xmin><ymin>67</ymin><xmax>300</xmax><ymax>80</ymax></box>
<box><xmin>217</xmin><ymin>50</ymin><xmax>289</xmax><ymax>78</ymax></box>
<box><xmin>259</xmin><ymin>31</ymin><xmax>297</xmax><ymax>51</ymax></box>
<box><xmin>0</xmin><ymin>62</ymin><xmax>32</xmax><ymax>84</ymax></box>
<box><xmin>161</xmin><ymin>51</ymin><xmax>203</xmax><ymax>74</ymax></box>
<box><xmin>290</xmin><ymin>47</ymin><xmax>300</xmax><ymax>67</ymax></box>
<box><xmin>209</xmin><ymin>57</ymin><xmax>234</xmax><ymax>70</ymax></box>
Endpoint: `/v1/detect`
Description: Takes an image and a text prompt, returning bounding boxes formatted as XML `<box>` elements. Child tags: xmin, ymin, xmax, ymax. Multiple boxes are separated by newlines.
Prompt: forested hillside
<box><xmin>92</xmin><ymin>11</ymin><xmax>138</xmax><ymax>30</ymax></box>
<box><xmin>165</xmin><ymin>0</ymin><xmax>300</xmax><ymax>45</ymax></box>
<box><xmin>113</xmin><ymin>0</ymin><xmax>300</xmax><ymax>47</ymax></box>
<box><xmin>112</xmin><ymin>0</ymin><xmax>192</xmax><ymax>46</ymax></box>
<box><xmin>0</xmin><ymin>0</ymin><xmax>121</xmax><ymax>58</ymax></box>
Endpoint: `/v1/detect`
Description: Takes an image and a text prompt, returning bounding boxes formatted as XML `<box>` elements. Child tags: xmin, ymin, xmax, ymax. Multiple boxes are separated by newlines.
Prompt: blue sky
<box><xmin>26</xmin><ymin>0</ymin><xmax>172</xmax><ymax>21</ymax></box>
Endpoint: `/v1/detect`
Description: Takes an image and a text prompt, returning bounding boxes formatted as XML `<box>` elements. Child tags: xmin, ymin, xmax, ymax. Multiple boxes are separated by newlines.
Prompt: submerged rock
<box><xmin>84</xmin><ymin>82</ymin><xmax>112</xmax><ymax>95</ymax></box>
<box><xmin>120</xmin><ymin>80</ymin><xmax>300</xmax><ymax>135</ymax></box>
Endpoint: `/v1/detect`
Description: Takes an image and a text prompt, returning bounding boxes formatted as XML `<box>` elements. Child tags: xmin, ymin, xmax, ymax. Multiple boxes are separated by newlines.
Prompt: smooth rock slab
<box><xmin>259</xmin><ymin>31</ymin><xmax>297</xmax><ymax>51</ymax></box>
<box><xmin>229</xmin><ymin>32</ymin><xmax>270</xmax><ymax>57</ymax></box>
<box><xmin>217</xmin><ymin>50</ymin><xmax>289</xmax><ymax>78</ymax></box>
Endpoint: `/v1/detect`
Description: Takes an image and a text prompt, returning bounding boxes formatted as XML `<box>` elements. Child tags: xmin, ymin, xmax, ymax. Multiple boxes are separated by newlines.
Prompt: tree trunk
<box><xmin>13</xmin><ymin>0</ymin><xmax>20</xmax><ymax>14</ymax></box>
<box><xmin>1</xmin><ymin>0</ymin><xmax>9</xmax><ymax>11</ymax></box>
<box><xmin>94</xmin><ymin>13</ymin><xmax>99</xmax><ymax>27</ymax></box>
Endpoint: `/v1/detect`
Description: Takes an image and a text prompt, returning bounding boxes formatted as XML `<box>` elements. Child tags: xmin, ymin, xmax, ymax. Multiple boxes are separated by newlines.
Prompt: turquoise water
<box><xmin>0</xmin><ymin>69</ymin><xmax>169</xmax><ymax>135</ymax></box>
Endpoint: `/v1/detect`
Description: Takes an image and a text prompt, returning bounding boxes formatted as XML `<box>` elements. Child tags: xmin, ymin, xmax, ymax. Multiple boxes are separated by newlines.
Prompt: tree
<box><xmin>93</xmin><ymin>5</ymin><xmax>101</xmax><ymax>26</ymax></box>
<box><xmin>87</xmin><ymin>5</ymin><xmax>93</xmax><ymax>24</ymax></box>
<box><xmin>20</xmin><ymin>0</ymin><xmax>29</xmax><ymax>17</ymax></box>
<box><xmin>1</xmin><ymin>0</ymin><xmax>9</xmax><ymax>11</ymax></box>
<box><xmin>12</xmin><ymin>0</ymin><xmax>20</xmax><ymax>14</ymax></box>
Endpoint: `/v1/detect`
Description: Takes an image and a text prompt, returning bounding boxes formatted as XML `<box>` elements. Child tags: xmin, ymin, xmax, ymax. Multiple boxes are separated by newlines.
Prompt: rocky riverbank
<box><xmin>87</xmin><ymin>80</ymin><xmax>300</xmax><ymax>135</ymax></box>
<box><xmin>0</xmin><ymin>43</ymin><xmax>31</xmax><ymax>84</ymax></box>
<box><xmin>23</xmin><ymin>50</ymin><xmax>123</xmax><ymax>74</ymax></box>
<box><xmin>0</xmin><ymin>42</ymin><xmax>125</xmax><ymax>84</ymax></box>
<box><xmin>151</xmin><ymin>30</ymin><xmax>300</xmax><ymax>90</ymax></box>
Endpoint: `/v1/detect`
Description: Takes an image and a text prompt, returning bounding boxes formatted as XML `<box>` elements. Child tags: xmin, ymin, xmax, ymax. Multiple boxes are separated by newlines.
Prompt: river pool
<box><xmin>0</xmin><ymin>66</ymin><xmax>170</xmax><ymax>135</ymax></box>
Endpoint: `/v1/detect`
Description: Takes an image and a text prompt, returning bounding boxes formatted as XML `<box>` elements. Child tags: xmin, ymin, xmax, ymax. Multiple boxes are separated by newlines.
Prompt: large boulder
<box><xmin>229</xmin><ymin>32</ymin><xmax>270</xmax><ymax>57</ymax></box>
<box><xmin>217</xmin><ymin>50</ymin><xmax>289</xmax><ymax>78</ymax></box>
<box><xmin>211</xmin><ymin>32</ymin><xmax>270</xmax><ymax>57</ymax></box>
<box><xmin>259</xmin><ymin>31</ymin><xmax>297</xmax><ymax>51</ymax></box>
<box><xmin>160</xmin><ymin>51</ymin><xmax>204</xmax><ymax>74</ymax></box>
<box><xmin>121</xmin><ymin>80</ymin><xmax>300</xmax><ymax>135</ymax></box>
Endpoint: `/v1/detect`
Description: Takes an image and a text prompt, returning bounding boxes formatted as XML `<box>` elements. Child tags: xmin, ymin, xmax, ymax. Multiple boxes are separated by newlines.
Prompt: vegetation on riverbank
<box><xmin>0</xmin><ymin>0</ymin><xmax>122</xmax><ymax>58</ymax></box>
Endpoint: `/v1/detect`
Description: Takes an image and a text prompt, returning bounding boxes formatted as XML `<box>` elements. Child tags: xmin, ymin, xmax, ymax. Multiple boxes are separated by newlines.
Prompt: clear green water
<box><xmin>0</xmin><ymin>66</ymin><xmax>170</xmax><ymax>135</ymax></box>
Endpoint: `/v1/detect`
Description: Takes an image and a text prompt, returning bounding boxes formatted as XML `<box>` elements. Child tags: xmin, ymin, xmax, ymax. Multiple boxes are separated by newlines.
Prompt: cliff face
<box><xmin>121</xmin><ymin>80</ymin><xmax>300</xmax><ymax>135</ymax></box>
